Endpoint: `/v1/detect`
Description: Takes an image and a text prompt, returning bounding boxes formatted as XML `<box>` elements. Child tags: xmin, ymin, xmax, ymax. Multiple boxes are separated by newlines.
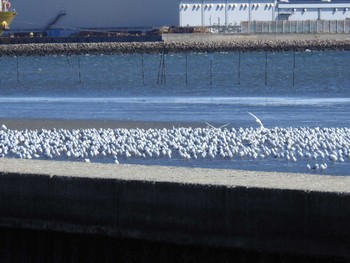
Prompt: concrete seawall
<box><xmin>162</xmin><ymin>33</ymin><xmax>350</xmax><ymax>43</ymax></box>
<box><xmin>1</xmin><ymin>33</ymin><xmax>350</xmax><ymax>56</ymax></box>
<box><xmin>0</xmin><ymin>158</ymin><xmax>350</xmax><ymax>261</ymax></box>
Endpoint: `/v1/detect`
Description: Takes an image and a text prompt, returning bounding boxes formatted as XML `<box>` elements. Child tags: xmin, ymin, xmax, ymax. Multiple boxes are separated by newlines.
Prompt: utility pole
<box><xmin>201</xmin><ymin>0</ymin><xmax>204</xmax><ymax>27</ymax></box>
<box><xmin>249</xmin><ymin>0</ymin><xmax>252</xmax><ymax>22</ymax></box>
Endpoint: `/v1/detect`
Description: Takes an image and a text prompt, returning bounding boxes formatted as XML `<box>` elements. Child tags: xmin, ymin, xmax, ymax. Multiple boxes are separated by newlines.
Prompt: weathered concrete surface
<box><xmin>1</xmin><ymin>34</ymin><xmax>350</xmax><ymax>56</ymax></box>
<box><xmin>0</xmin><ymin>158</ymin><xmax>350</xmax><ymax>260</ymax></box>
<box><xmin>162</xmin><ymin>33</ymin><xmax>350</xmax><ymax>43</ymax></box>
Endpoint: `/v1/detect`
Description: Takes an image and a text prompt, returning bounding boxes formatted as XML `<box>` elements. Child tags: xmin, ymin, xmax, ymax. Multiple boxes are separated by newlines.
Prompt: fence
<box><xmin>241</xmin><ymin>20</ymin><xmax>350</xmax><ymax>34</ymax></box>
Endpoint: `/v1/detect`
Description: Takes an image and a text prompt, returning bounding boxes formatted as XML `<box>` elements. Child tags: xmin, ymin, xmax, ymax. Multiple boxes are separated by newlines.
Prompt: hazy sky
<box><xmin>10</xmin><ymin>0</ymin><xmax>179</xmax><ymax>30</ymax></box>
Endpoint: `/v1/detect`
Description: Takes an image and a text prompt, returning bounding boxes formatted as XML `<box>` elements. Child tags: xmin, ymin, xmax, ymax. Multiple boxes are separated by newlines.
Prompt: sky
<box><xmin>10</xmin><ymin>0</ymin><xmax>179</xmax><ymax>30</ymax></box>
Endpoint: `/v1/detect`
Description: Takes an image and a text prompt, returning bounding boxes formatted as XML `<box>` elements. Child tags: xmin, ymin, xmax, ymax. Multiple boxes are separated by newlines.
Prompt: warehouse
<box><xmin>179</xmin><ymin>0</ymin><xmax>350</xmax><ymax>27</ymax></box>
<box><xmin>8</xmin><ymin>0</ymin><xmax>350</xmax><ymax>35</ymax></box>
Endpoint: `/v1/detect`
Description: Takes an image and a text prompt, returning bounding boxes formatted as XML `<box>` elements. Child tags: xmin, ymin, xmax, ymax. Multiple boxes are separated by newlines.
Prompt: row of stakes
<box><xmin>153</xmin><ymin>51</ymin><xmax>297</xmax><ymax>86</ymax></box>
<box><xmin>12</xmin><ymin>52</ymin><xmax>297</xmax><ymax>86</ymax></box>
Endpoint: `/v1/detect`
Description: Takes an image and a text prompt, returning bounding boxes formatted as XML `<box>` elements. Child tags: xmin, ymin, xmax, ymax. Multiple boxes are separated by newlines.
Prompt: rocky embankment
<box><xmin>0</xmin><ymin>39</ymin><xmax>350</xmax><ymax>56</ymax></box>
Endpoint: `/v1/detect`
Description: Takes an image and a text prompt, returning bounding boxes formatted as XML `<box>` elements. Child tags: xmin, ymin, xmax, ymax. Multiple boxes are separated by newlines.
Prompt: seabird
<box><xmin>248</xmin><ymin>112</ymin><xmax>264</xmax><ymax>128</ymax></box>
<box><xmin>205</xmin><ymin>122</ymin><xmax>230</xmax><ymax>129</ymax></box>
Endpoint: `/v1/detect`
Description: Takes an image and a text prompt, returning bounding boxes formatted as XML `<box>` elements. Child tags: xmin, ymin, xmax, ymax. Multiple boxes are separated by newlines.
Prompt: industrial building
<box><xmin>179</xmin><ymin>0</ymin><xmax>350</xmax><ymax>27</ymax></box>
<box><xmin>7</xmin><ymin>0</ymin><xmax>350</xmax><ymax>36</ymax></box>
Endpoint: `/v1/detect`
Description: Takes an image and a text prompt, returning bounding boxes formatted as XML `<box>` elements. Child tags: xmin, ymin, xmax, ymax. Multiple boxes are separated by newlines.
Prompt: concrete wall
<box><xmin>1</xmin><ymin>158</ymin><xmax>350</xmax><ymax>260</ymax></box>
<box><xmin>0</xmin><ymin>225</ymin><xmax>340</xmax><ymax>262</ymax></box>
<box><xmin>162</xmin><ymin>32</ymin><xmax>350</xmax><ymax>42</ymax></box>
<box><xmin>241</xmin><ymin>20</ymin><xmax>350</xmax><ymax>34</ymax></box>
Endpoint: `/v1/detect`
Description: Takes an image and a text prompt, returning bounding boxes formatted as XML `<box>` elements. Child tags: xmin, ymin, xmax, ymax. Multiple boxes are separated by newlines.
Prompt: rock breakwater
<box><xmin>0</xmin><ymin>39</ymin><xmax>350</xmax><ymax>56</ymax></box>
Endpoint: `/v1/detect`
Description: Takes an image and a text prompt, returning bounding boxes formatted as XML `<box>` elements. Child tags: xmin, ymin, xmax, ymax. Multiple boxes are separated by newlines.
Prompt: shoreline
<box><xmin>0</xmin><ymin>118</ymin><xmax>208</xmax><ymax>130</ymax></box>
<box><xmin>1</xmin><ymin>37</ymin><xmax>350</xmax><ymax>56</ymax></box>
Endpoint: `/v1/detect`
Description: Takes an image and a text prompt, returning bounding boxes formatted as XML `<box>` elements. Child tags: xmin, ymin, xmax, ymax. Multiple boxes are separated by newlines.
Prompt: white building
<box><xmin>278</xmin><ymin>1</ymin><xmax>350</xmax><ymax>21</ymax></box>
<box><xmin>8</xmin><ymin>0</ymin><xmax>350</xmax><ymax>34</ymax></box>
<box><xmin>179</xmin><ymin>0</ymin><xmax>350</xmax><ymax>27</ymax></box>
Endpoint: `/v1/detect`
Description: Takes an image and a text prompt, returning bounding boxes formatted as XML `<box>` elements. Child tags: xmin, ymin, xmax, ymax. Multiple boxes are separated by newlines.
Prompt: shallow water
<box><xmin>0</xmin><ymin>51</ymin><xmax>349</xmax><ymax>175</ymax></box>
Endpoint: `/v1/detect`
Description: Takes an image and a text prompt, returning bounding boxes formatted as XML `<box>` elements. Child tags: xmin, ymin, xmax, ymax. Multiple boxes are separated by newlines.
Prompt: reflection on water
<box><xmin>0</xmin><ymin>51</ymin><xmax>349</xmax><ymax>98</ymax></box>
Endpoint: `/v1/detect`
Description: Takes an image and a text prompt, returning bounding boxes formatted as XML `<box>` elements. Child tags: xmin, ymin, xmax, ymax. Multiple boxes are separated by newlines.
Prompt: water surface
<box><xmin>0</xmin><ymin>51</ymin><xmax>349</xmax><ymax>175</ymax></box>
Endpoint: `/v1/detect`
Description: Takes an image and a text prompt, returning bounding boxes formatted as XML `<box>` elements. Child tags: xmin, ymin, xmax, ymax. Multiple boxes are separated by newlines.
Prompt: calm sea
<box><xmin>0</xmin><ymin>50</ymin><xmax>349</xmax><ymax>174</ymax></box>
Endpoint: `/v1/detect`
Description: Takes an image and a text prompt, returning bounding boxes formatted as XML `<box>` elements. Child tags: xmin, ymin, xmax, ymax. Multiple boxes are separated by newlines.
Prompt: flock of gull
<box><xmin>1</xmin><ymin>113</ymin><xmax>349</xmax><ymax>173</ymax></box>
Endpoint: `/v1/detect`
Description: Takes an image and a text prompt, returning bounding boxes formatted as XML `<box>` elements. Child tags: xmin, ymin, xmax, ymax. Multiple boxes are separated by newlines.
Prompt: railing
<box><xmin>241</xmin><ymin>20</ymin><xmax>350</xmax><ymax>34</ymax></box>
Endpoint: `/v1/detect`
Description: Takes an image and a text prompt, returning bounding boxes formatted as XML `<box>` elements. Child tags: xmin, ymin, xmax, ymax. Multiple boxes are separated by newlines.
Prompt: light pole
<box><xmin>249</xmin><ymin>0</ymin><xmax>252</xmax><ymax>22</ymax></box>
<box><xmin>225</xmin><ymin>0</ymin><xmax>228</xmax><ymax>33</ymax></box>
<box><xmin>201</xmin><ymin>0</ymin><xmax>204</xmax><ymax>27</ymax></box>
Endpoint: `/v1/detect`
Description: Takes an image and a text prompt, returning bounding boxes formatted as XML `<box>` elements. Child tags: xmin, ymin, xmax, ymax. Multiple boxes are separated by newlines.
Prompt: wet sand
<box><xmin>0</xmin><ymin>118</ymin><xmax>207</xmax><ymax>130</ymax></box>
